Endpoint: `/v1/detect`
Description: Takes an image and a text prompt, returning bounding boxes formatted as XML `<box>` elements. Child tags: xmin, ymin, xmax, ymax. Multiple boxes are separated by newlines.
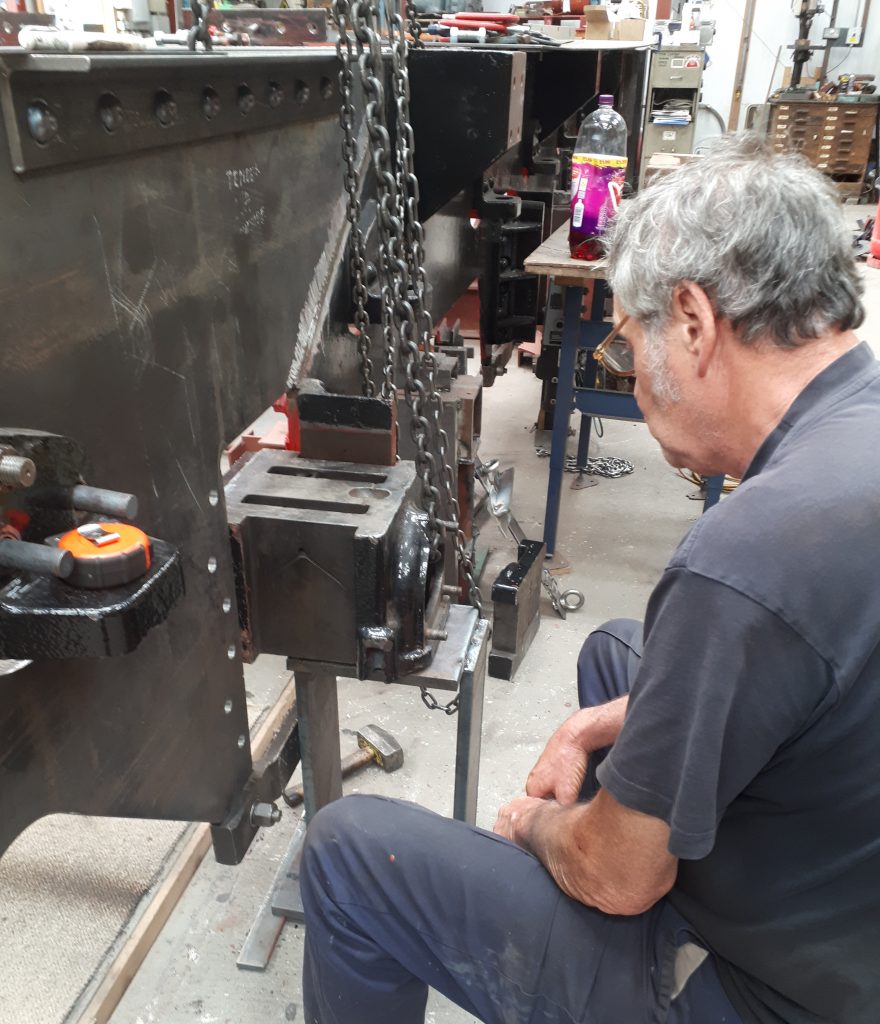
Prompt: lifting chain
<box><xmin>383</xmin><ymin>0</ymin><xmax>482</xmax><ymax>613</ymax></box>
<box><xmin>334</xmin><ymin>0</ymin><xmax>375</xmax><ymax>398</ymax></box>
<box><xmin>333</xmin><ymin>0</ymin><xmax>481</xmax><ymax>713</ymax></box>
<box><xmin>404</xmin><ymin>0</ymin><xmax>422</xmax><ymax>47</ymax></box>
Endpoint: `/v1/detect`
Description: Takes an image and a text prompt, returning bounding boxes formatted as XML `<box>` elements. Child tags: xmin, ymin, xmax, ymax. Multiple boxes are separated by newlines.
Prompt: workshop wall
<box><xmin>701</xmin><ymin>0</ymin><xmax>879</xmax><ymax>133</ymax></box>
<box><xmin>824</xmin><ymin>1</ymin><xmax>880</xmax><ymax>87</ymax></box>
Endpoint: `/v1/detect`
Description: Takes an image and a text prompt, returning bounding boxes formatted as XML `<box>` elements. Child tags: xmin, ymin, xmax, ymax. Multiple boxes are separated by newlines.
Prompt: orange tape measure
<box><xmin>56</xmin><ymin>522</ymin><xmax>151</xmax><ymax>588</ymax></box>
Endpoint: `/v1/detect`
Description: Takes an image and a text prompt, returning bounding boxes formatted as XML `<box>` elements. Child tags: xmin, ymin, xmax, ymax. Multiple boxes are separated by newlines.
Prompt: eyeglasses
<box><xmin>593</xmin><ymin>316</ymin><xmax>634</xmax><ymax>378</ymax></box>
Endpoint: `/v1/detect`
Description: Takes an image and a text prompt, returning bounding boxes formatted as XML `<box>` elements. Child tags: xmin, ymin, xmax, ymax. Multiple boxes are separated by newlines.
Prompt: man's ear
<box><xmin>670</xmin><ymin>282</ymin><xmax>717</xmax><ymax>378</ymax></box>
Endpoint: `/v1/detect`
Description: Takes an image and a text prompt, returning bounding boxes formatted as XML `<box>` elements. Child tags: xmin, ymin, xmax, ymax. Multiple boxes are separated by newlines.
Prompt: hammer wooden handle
<box><xmin>283</xmin><ymin>745</ymin><xmax>374</xmax><ymax>809</ymax></box>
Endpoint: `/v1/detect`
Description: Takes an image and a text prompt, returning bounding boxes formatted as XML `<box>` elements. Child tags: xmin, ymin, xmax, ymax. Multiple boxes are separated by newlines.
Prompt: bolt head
<box><xmin>154</xmin><ymin>91</ymin><xmax>177</xmax><ymax>127</ymax></box>
<box><xmin>27</xmin><ymin>101</ymin><xmax>58</xmax><ymax>145</ymax></box>
<box><xmin>267</xmin><ymin>82</ymin><xmax>283</xmax><ymax>108</ymax></box>
<box><xmin>250</xmin><ymin>801</ymin><xmax>281</xmax><ymax>828</ymax></box>
<box><xmin>202</xmin><ymin>88</ymin><xmax>221</xmax><ymax>120</ymax></box>
<box><xmin>238</xmin><ymin>86</ymin><xmax>255</xmax><ymax>115</ymax></box>
<box><xmin>98</xmin><ymin>93</ymin><xmax>123</xmax><ymax>133</ymax></box>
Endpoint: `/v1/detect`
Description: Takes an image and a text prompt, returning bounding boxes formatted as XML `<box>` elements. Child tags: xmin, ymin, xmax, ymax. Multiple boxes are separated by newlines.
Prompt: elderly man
<box><xmin>299</xmin><ymin>134</ymin><xmax>879</xmax><ymax>1024</ymax></box>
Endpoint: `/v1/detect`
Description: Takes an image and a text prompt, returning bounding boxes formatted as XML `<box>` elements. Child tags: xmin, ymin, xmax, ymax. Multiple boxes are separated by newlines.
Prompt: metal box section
<box><xmin>225</xmin><ymin>452</ymin><xmax>434</xmax><ymax>681</ymax></box>
<box><xmin>639</xmin><ymin>47</ymin><xmax>704</xmax><ymax>187</ymax></box>
<box><xmin>0</xmin><ymin>48</ymin><xmax>337</xmax><ymax>175</ymax></box>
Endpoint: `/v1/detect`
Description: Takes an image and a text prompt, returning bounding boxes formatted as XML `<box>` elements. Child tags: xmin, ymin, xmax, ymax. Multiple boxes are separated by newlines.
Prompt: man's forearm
<box><xmin>517</xmin><ymin>800</ymin><xmax>621</xmax><ymax>912</ymax></box>
<box><xmin>514</xmin><ymin>790</ymin><xmax>676</xmax><ymax>917</ymax></box>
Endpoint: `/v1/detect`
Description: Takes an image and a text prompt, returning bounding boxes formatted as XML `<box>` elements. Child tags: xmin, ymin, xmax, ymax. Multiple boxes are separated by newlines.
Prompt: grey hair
<box><xmin>605</xmin><ymin>133</ymin><xmax>865</xmax><ymax>348</ymax></box>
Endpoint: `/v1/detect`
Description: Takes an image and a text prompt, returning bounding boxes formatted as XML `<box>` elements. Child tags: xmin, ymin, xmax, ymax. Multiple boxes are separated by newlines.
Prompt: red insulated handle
<box><xmin>454</xmin><ymin>11</ymin><xmax>520</xmax><ymax>20</ymax></box>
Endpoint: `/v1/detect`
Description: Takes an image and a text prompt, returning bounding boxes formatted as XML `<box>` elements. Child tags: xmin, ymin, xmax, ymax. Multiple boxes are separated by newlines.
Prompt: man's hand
<box><xmin>495</xmin><ymin>789</ymin><xmax>678</xmax><ymax>916</ymax></box>
<box><xmin>493</xmin><ymin>794</ymin><xmax>548</xmax><ymax>847</ymax></box>
<box><xmin>525</xmin><ymin>698</ymin><xmax>629</xmax><ymax>805</ymax></box>
<box><xmin>525</xmin><ymin>721</ymin><xmax>590</xmax><ymax>805</ymax></box>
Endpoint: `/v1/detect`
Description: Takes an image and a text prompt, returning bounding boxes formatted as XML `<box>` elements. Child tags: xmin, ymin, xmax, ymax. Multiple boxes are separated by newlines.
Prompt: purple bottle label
<box><xmin>570</xmin><ymin>153</ymin><xmax>627</xmax><ymax>238</ymax></box>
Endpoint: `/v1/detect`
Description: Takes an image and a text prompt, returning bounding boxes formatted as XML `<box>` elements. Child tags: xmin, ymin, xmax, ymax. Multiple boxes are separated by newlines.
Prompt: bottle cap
<box><xmin>598</xmin><ymin>94</ymin><xmax>614</xmax><ymax>106</ymax></box>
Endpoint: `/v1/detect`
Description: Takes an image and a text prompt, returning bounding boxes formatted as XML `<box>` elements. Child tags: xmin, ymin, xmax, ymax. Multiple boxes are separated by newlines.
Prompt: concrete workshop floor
<box><xmin>110</xmin><ymin>232</ymin><xmax>880</xmax><ymax>1024</ymax></box>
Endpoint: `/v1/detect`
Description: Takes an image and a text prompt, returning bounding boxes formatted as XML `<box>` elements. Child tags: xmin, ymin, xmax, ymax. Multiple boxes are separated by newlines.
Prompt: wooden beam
<box><xmin>76</xmin><ymin>679</ymin><xmax>298</xmax><ymax>1024</ymax></box>
<box><xmin>728</xmin><ymin>0</ymin><xmax>757</xmax><ymax>132</ymax></box>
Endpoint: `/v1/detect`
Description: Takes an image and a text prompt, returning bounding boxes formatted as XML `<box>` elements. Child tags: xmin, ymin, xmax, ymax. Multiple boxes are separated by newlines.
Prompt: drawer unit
<box><xmin>649</xmin><ymin>50</ymin><xmax>704</xmax><ymax>88</ymax></box>
<box><xmin>767</xmin><ymin>99</ymin><xmax>878</xmax><ymax>199</ymax></box>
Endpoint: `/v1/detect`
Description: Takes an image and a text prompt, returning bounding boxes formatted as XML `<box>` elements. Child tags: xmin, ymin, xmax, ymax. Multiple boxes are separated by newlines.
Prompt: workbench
<box><xmin>525</xmin><ymin>220</ymin><xmax>722</xmax><ymax>559</ymax></box>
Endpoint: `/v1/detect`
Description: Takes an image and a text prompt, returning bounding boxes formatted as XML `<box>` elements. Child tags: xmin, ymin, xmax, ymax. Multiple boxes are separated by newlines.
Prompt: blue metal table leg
<box><xmin>543</xmin><ymin>284</ymin><xmax>584</xmax><ymax>558</ymax></box>
<box><xmin>703</xmin><ymin>474</ymin><xmax>724</xmax><ymax>511</ymax></box>
<box><xmin>575</xmin><ymin>414</ymin><xmax>593</xmax><ymax>468</ymax></box>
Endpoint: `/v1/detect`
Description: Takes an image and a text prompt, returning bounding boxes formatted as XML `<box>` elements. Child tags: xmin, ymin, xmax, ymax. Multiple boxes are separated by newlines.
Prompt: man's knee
<box><xmin>589</xmin><ymin>618</ymin><xmax>643</xmax><ymax>652</ymax></box>
<box><xmin>578</xmin><ymin>618</ymin><xmax>643</xmax><ymax>707</ymax></box>
<box><xmin>303</xmin><ymin>794</ymin><xmax>417</xmax><ymax>885</ymax></box>
<box><xmin>304</xmin><ymin>793</ymin><xmax>384</xmax><ymax>864</ymax></box>
<box><xmin>302</xmin><ymin>795</ymin><xmax>377</xmax><ymax>899</ymax></box>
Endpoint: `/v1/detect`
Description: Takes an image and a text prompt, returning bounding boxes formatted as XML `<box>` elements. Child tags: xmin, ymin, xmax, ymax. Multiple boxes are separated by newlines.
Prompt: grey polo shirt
<box><xmin>597</xmin><ymin>343</ymin><xmax>880</xmax><ymax>1023</ymax></box>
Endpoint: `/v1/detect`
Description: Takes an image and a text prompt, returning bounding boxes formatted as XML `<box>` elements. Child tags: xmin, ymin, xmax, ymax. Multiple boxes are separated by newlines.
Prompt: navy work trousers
<box><xmin>300</xmin><ymin>619</ymin><xmax>742</xmax><ymax>1024</ymax></box>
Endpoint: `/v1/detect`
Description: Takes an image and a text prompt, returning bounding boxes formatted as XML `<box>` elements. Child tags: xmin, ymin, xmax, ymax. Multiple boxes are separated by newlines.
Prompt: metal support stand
<box><xmin>410</xmin><ymin>604</ymin><xmax>490</xmax><ymax>824</ymax></box>
<box><xmin>235</xmin><ymin>672</ymin><xmax>342</xmax><ymax>966</ymax></box>
<box><xmin>268</xmin><ymin>673</ymin><xmax>341</xmax><ymax>923</ymax></box>
<box><xmin>452</xmin><ymin>617</ymin><xmax>490</xmax><ymax>823</ymax></box>
<box><xmin>237</xmin><ymin>616</ymin><xmax>491</xmax><ymax>968</ymax></box>
<box><xmin>544</xmin><ymin>284</ymin><xmax>585</xmax><ymax>558</ymax></box>
<box><xmin>293</xmin><ymin>673</ymin><xmax>343</xmax><ymax>822</ymax></box>
<box><xmin>236</xmin><ymin>815</ymin><xmax>306</xmax><ymax>972</ymax></box>
<box><xmin>575</xmin><ymin>413</ymin><xmax>593</xmax><ymax>467</ymax></box>
<box><xmin>572</xmin><ymin>413</ymin><xmax>597</xmax><ymax>491</ymax></box>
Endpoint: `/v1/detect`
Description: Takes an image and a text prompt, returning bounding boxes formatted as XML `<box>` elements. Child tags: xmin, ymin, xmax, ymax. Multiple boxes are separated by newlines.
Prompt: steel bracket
<box><xmin>211</xmin><ymin>703</ymin><xmax>301</xmax><ymax>866</ymax></box>
<box><xmin>489</xmin><ymin>538</ymin><xmax>545</xmax><ymax>680</ymax></box>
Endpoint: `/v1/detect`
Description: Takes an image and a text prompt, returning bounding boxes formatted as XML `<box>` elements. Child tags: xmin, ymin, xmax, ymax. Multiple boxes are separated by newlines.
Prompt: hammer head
<box><xmin>357</xmin><ymin>724</ymin><xmax>403</xmax><ymax>773</ymax></box>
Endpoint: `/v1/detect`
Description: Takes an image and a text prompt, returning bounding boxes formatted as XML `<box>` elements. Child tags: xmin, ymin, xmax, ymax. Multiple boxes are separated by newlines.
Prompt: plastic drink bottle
<box><xmin>569</xmin><ymin>95</ymin><xmax>628</xmax><ymax>260</ymax></box>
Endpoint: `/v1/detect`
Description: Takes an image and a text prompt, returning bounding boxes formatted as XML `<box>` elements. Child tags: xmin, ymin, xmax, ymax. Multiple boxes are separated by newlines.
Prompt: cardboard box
<box><xmin>613</xmin><ymin>17</ymin><xmax>646</xmax><ymax>41</ymax></box>
<box><xmin>612</xmin><ymin>17</ymin><xmax>645</xmax><ymax>41</ymax></box>
<box><xmin>643</xmin><ymin>152</ymin><xmax>701</xmax><ymax>186</ymax></box>
<box><xmin>539</xmin><ymin>22</ymin><xmax>580</xmax><ymax>40</ymax></box>
<box><xmin>581</xmin><ymin>7</ymin><xmax>612</xmax><ymax>39</ymax></box>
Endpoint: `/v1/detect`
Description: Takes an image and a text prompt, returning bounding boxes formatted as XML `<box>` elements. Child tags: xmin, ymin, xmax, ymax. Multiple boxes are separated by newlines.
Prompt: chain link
<box><xmin>534</xmin><ymin>447</ymin><xmax>635</xmax><ymax>479</ymax></box>
<box><xmin>404</xmin><ymin>0</ymin><xmax>422</xmax><ymax>47</ymax></box>
<box><xmin>335</xmin><ymin>0</ymin><xmax>376</xmax><ymax>398</ymax></box>
<box><xmin>420</xmin><ymin>689</ymin><xmax>459</xmax><ymax>715</ymax></box>
<box><xmin>382</xmin><ymin>0</ymin><xmax>483</xmax><ymax>615</ymax></box>
<box><xmin>335</xmin><ymin>0</ymin><xmax>482</xmax><ymax>713</ymax></box>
